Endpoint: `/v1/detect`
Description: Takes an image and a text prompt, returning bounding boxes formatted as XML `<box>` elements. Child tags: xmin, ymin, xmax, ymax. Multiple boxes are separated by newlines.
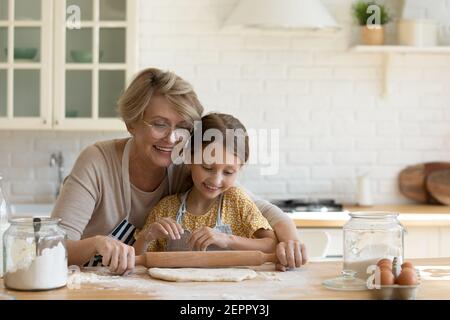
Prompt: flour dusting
<box><xmin>71</xmin><ymin>265</ymin><xmax>305</xmax><ymax>299</ymax></box>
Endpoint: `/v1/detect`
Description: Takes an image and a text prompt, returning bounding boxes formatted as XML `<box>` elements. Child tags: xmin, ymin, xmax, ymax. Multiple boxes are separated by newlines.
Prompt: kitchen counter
<box><xmin>292</xmin><ymin>204</ymin><xmax>450</xmax><ymax>228</ymax></box>
<box><xmin>1</xmin><ymin>258</ymin><xmax>449</xmax><ymax>300</ymax></box>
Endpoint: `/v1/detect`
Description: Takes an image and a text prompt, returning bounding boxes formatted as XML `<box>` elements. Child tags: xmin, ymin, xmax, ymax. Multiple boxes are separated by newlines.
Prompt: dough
<box><xmin>148</xmin><ymin>268</ymin><xmax>257</xmax><ymax>282</ymax></box>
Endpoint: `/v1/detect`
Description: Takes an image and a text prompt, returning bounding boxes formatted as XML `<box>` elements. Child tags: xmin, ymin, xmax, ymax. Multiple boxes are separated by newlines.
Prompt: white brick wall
<box><xmin>1</xmin><ymin>0</ymin><xmax>450</xmax><ymax>205</ymax></box>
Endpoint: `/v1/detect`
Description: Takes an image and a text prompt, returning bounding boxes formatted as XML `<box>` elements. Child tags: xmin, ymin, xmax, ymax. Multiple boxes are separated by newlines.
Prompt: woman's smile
<box><xmin>153</xmin><ymin>145</ymin><xmax>174</xmax><ymax>155</ymax></box>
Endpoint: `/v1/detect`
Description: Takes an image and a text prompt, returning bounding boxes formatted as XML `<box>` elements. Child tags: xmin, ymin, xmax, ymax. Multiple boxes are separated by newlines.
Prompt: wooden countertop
<box><xmin>1</xmin><ymin>258</ymin><xmax>449</xmax><ymax>300</ymax></box>
<box><xmin>345</xmin><ymin>204</ymin><xmax>450</xmax><ymax>214</ymax></box>
<box><xmin>293</xmin><ymin>204</ymin><xmax>450</xmax><ymax>228</ymax></box>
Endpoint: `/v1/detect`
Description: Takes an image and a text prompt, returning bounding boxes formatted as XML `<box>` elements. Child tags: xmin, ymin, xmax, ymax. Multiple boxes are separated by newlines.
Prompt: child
<box><xmin>133</xmin><ymin>113</ymin><xmax>277</xmax><ymax>254</ymax></box>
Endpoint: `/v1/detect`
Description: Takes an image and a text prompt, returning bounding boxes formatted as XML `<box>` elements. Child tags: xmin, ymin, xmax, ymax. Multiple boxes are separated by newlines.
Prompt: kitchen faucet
<box><xmin>50</xmin><ymin>151</ymin><xmax>64</xmax><ymax>199</ymax></box>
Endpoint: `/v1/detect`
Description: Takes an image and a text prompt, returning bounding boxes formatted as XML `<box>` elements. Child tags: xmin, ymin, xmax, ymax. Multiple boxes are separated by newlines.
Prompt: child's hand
<box><xmin>187</xmin><ymin>226</ymin><xmax>231</xmax><ymax>251</ymax></box>
<box><xmin>143</xmin><ymin>217</ymin><xmax>184</xmax><ymax>241</ymax></box>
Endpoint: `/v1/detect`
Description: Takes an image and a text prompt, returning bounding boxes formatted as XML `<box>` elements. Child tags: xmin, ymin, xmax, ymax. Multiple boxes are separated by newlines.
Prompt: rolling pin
<box><xmin>135</xmin><ymin>251</ymin><xmax>278</xmax><ymax>268</ymax></box>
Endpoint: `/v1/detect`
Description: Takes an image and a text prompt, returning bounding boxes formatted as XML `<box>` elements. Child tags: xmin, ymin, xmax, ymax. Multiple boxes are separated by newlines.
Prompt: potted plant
<box><xmin>352</xmin><ymin>0</ymin><xmax>391</xmax><ymax>45</ymax></box>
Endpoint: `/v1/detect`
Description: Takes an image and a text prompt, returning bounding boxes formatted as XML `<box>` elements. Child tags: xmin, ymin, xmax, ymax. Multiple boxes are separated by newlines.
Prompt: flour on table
<box><xmin>73</xmin><ymin>265</ymin><xmax>303</xmax><ymax>299</ymax></box>
<box><xmin>148</xmin><ymin>267</ymin><xmax>257</xmax><ymax>282</ymax></box>
<box><xmin>256</xmin><ymin>271</ymin><xmax>282</xmax><ymax>281</ymax></box>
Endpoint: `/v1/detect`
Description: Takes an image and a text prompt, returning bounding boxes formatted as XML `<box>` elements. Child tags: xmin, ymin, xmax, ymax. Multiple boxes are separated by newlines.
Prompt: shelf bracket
<box><xmin>382</xmin><ymin>52</ymin><xmax>393</xmax><ymax>98</ymax></box>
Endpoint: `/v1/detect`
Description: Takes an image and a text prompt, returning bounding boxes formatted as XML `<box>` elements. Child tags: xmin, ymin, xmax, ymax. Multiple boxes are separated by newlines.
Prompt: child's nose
<box><xmin>210</xmin><ymin>174</ymin><xmax>222</xmax><ymax>186</ymax></box>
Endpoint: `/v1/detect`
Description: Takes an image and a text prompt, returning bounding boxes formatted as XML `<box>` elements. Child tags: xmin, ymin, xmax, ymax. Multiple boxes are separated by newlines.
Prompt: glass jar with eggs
<box><xmin>323</xmin><ymin>211</ymin><xmax>405</xmax><ymax>291</ymax></box>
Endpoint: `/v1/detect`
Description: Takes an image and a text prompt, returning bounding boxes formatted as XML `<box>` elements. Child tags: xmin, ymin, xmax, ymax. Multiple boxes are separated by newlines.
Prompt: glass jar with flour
<box><xmin>3</xmin><ymin>217</ymin><xmax>68</xmax><ymax>291</ymax></box>
<box><xmin>323</xmin><ymin>211</ymin><xmax>404</xmax><ymax>291</ymax></box>
<box><xmin>343</xmin><ymin>212</ymin><xmax>404</xmax><ymax>280</ymax></box>
<box><xmin>0</xmin><ymin>175</ymin><xmax>11</xmax><ymax>278</ymax></box>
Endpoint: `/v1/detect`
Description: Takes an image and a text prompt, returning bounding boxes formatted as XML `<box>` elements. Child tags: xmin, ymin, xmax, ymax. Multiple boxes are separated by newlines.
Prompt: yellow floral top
<box><xmin>137</xmin><ymin>187</ymin><xmax>272</xmax><ymax>252</ymax></box>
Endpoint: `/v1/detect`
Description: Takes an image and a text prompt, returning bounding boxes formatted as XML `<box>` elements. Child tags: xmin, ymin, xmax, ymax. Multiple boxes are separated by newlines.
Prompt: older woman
<box><xmin>51</xmin><ymin>68</ymin><xmax>307</xmax><ymax>275</ymax></box>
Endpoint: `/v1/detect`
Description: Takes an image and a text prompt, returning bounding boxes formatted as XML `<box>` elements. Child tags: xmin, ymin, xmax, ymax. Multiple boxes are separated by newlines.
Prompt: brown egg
<box><xmin>401</xmin><ymin>262</ymin><xmax>414</xmax><ymax>269</ymax></box>
<box><xmin>396</xmin><ymin>268</ymin><xmax>418</xmax><ymax>286</ymax></box>
<box><xmin>377</xmin><ymin>259</ymin><xmax>392</xmax><ymax>270</ymax></box>
<box><xmin>380</xmin><ymin>269</ymin><xmax>395</xmax><ymax>285</ymax></box>
<box><xmin>378</xmin><ymin>263</ymin><xmax>392</xmax><ymax>271</ymax></box>
<box><xmin>377</xmin><ymin>258</ymin><xmax>392</xmax><ymax>266</ymax></box>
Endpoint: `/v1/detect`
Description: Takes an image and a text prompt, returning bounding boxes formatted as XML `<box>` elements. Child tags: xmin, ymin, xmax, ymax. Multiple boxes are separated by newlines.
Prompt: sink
<box><xmin>10</xmin><ymin>203</ymin><xmax>54</xmax><ymax>218</ymax></box>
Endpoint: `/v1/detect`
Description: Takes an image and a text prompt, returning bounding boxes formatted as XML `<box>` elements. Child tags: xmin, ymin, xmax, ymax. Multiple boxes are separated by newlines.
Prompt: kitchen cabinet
<box><xmin>0</xmin><ymin>0</ymin><xmax>53</xmax><ymax>129</ymax></box>
<box><xmin>0</xmin><ymin>0</ymin><xmax>137</xmax><ymax>131</ymax></box>
<box><xmin>298</xmin><ymin>226</ymin><xmax>450</xmax><ymax>259</ymax></box>
<box><xmin>294</xmin><ymin>204</ymin><xmax>450</xmax><ymax>259</ymax></box>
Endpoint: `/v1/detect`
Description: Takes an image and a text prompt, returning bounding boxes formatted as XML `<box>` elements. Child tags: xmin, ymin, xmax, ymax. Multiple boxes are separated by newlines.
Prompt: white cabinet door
<box><xmin>439</xmin><ymin>227</ymin><xmax>450</xmax><ymax>257</ymax></box>
<box><xmin>297</xmin><ymin>227</ymin><xmax>343</xmax><ymax>259</ymax></box>
<box><xmin>53</xmin><ymin>0</ymin><xmax>137</xmax><ymax>131</ymax></box>
<box><xmin>0</xmin><ymin>0</ymin><xmax>137</xmax><ymax>131</ymax></box>
<box><xmin>298</xmin><ymin>226</ymin><xmax>444</xmax><ymax>259</ymax></box>
<box><xmin>404</xmin><ymin>227</ymin><xmax>440</xmax><ymax>258</ymax></box>
<box><xmin>0</xmin><ymin>0</ymin><xmax>53</xmax><ymax>129</ymax></box>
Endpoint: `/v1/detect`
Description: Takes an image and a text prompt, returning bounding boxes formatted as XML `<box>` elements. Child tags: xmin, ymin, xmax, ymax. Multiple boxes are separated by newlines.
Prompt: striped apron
<box><xmin>84</xmin><ymin>138</ymin><xmax>137</xmax><ymax>267</ymax></box>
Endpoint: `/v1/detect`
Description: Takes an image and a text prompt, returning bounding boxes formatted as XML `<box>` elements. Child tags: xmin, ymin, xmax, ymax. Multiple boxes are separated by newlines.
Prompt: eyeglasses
<box><xmin>142</xmin><ymin>119</ymin><xmax>193</xmax><ymax>141</ymax></box>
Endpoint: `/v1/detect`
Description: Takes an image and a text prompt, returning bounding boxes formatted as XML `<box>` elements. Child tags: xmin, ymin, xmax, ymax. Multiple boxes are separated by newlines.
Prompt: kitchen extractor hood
<box><xmin>224</xmin><ymin>0</ymin><xmax>340</xmax><ymax>30</ymax></box>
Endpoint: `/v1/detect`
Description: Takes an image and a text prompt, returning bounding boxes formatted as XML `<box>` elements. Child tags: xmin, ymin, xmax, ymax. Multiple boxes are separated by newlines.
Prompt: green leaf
<box><xmin>351</xmin><ymin>0</ymin><xmax>391</xmax><ymax>26</ymax></box>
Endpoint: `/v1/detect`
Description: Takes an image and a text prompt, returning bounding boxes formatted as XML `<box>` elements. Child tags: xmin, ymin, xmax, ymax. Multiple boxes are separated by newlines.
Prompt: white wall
<box><xmin>1</xmin><ymin>0</ymin><xmax>450</xmax><ymax>204</ymax></box>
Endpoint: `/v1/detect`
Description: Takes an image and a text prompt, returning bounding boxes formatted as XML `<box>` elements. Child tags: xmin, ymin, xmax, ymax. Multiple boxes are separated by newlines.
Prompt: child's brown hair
<box><xmin>189</xmin><ymin>113</ymin><xmax>249</xmax><ymax>164</ymax></box>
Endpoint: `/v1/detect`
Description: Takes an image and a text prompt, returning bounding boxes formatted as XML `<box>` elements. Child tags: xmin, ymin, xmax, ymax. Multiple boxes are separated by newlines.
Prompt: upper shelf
<box><xmin>351</xmin><ymin>45</ymin><xmax>450</xmax><ymax>54</ymax></box>
<box><xmin>350</xmin><ymin>45</ymin><xmax>450</xmax><ymax>97</ymax></box>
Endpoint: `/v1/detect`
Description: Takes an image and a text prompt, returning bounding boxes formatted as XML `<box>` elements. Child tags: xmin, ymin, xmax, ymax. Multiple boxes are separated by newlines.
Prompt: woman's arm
<box><xmin>51</xmin><ymin>145</ymin><xmax>101</xmax><ymax>241</ymax></box>
<box><xmin>236</xmin><ymin>183</ymin><xmax>291</xmax><ymax>227</ymax></box>
<box><xmin>272</xmin><ymin>220</ymin><xmax>308</xmax><ymax>271</ymax></box>
<box><xmin>67</xmin><ymin>238</ymin><xmax>98</xmax><ymax>266</ymax></box>
<box><xmin>227</xmin><ymin>229</ymin><xmax>277</xmax><ymax>253</ymax></box>
<box><xmin>67</xmin><ymin>236</ymin><xmax>135</xmax><ymax>275</ymax></box>
<box><xmin>236</xmin><ymin>185</ymin><xmax>308</xmax><ymax>270</ymax></box>
<box><xmin>51</xmin><ymin>144</ymin><xmax>136</xmax><ymax>274</ymax></box>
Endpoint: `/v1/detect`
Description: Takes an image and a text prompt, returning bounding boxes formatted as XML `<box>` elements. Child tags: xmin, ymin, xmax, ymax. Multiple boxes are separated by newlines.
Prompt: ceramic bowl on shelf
<box><xmin>70</xmin><ymin>50</ymin><xmax>92</xmax><ymax>63</ymax></box>
<box><xmin>70</xmin><ymin>50</ymin><xmax>104</xmax><ymax>63</ymax></box>
<box><xmin>4</xmin><ymin>47</ymin><xmax>38</xmax><ymax>60</ymax></box>
<box><xmin>65</xmin><ymin>110</ymin><xmax>79</xmax><ymax>118</ymax></box>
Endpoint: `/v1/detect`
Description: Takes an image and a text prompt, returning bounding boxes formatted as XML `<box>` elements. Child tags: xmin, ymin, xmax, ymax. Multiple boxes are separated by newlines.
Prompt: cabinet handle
<box><xmin>43</xmin><ymin>119</ymin><xmax>47</xmax><ymax>125</ymax></box>
<box><xmin>55</xmin><ymin>120</ymin><xmax>59</xmax><ymax>126</ymax></box>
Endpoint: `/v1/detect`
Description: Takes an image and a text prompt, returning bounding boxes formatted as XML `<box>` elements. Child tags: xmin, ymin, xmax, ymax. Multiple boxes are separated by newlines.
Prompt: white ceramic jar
<box><xmin>397</xmin><ymin>19</ymin><xmax>438</xmax><ymax>46</ymax></box>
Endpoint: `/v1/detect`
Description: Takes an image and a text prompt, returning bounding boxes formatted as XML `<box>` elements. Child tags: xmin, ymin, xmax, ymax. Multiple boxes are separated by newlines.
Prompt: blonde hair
<box><xmin>118</xmin><ymin>68</ymin><xmax>203</xmax><ymax>126</ymax></box>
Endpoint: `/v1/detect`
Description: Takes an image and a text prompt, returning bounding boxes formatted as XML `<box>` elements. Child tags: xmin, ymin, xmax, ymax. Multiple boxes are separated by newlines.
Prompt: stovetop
<box><xmin>270</xmin><ymin>199</ymin><xmax>343</xmax><ymax>213</ymax></box>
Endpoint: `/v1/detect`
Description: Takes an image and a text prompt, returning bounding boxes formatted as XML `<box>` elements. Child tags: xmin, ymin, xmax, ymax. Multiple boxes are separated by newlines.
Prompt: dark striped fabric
<box><xmin>84</xmin><ymin>219</ymin><xmax>136</xmax><ymax>267</ymax></box>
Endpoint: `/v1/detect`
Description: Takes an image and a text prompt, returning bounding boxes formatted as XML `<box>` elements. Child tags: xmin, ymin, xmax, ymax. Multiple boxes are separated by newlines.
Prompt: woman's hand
<box><xmin>275</xmin><ymin>240</ymin><xmax>308</xmax><ymax>272</ymax></box>
<box><xmin>94</xmin><ymin>236</ymin><xmax>135</xmax><ymax>275</ymax></box>
<box><xmin>187</xmin><ymin>226</ymin><xmax>231</xmax><ymax>251</ymax></box>
<box><xmin>143</xmin><ymin>217</ymin><xmax>184</xmax><ymax>241</ymax></box>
